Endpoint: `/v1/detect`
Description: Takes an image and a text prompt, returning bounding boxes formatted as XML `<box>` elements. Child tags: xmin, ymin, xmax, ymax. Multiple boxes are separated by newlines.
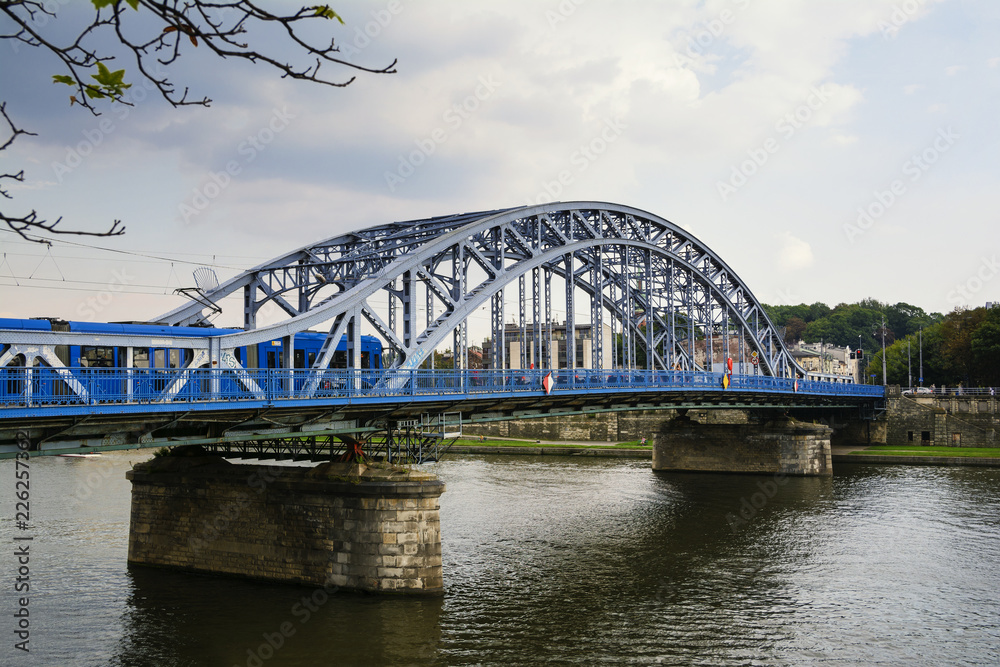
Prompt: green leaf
<box><xmin>84</xmin><ymin>85</ymin><xmax>106</xmax><ymax>99</ymax></box>
<box><xmin>91</xmin><ymin>0</ymin><xmax>141</xmax><ymax>11</ymax></box>
<box><xmin>311</xmin><ymin>5</ymin><xmax>344</xmax><ymax>24</ymax></box>
<box><xmin>52</xmin><ymin>74</ymin><xmax>75</xmax><ymax>86</ymax></box>
<box><xmin>90</xmin><ymin>62</ymin><xmax>131</xmax><ymax>95</ymax></box>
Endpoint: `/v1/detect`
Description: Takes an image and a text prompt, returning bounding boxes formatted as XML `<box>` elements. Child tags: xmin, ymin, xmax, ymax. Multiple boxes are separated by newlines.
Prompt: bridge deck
<box><xmin>1</xmin><ymin>367</ymin><xmax>880</xmax><ymax>414</ymax></box>
<box><xmin>0</xmin><ymin>368</ymin><xmax>882</xmax><ymax>458</ymax></box>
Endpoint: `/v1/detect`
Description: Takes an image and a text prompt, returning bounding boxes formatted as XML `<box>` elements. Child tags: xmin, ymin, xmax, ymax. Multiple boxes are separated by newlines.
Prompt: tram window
<box><xmin>81</xmin><ymin>346</ymin><xmax>115</xmax><ymax>368</ymax></box>
<box><xmin>294</xmin><ymin>349</ymin><xmax>305</xmax><ymax>368</ymax></box>
<box><xmin>154</xmin><ymin>349</ymin><xmax>166</xmax><ymax>368</ymax></box>
<box><xmin>266</xmin><ymin>350</ymin><xmax>278</xmax><ymax>369</ymax></box>
<box><xmin>134</xmin><ymin>348</ymin><xmax>150</xmax><ymax>369</ymax></box>
<box><xmin>332</xmin><ymin>351</ymin><xmax>347</xmax><ymax>369</ymax></box>
<box><xmin>308</xmin><ymin>352</ymin><xmax>316</xmax><ymax>368</ymax></box>
<box><xmin>168</xmin><ymin>349</ymin><xmax>181</xmax><ymax>368</ymax></box>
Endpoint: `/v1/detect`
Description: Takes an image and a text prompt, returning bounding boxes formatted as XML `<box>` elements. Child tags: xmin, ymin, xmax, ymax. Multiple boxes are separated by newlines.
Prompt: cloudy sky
<box><xmin>1</xmin><ymin>0</ymin><xmax>997</xmax><ymax>335</ymax></box>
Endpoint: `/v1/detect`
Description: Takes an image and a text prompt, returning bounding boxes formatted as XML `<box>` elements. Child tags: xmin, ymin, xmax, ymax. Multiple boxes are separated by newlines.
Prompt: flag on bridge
<box><xmin>543</xmin><ymin>372</ymin><xmax>554</xmax><ymax>395</ymax></box>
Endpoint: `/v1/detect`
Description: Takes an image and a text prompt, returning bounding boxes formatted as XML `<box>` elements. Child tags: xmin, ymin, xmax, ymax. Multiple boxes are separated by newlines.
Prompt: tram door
<box><xmin>264</xmin><ymin>340</ymin><xmax>284</xmax><ymax>369</ymax></box>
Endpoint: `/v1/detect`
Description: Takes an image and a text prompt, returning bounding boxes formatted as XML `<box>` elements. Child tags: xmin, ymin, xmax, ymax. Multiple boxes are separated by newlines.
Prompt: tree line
<box><xmin>763</xmin><ymin>300</ymin><xmax>1000</xmax><ymax>387</ymax></box>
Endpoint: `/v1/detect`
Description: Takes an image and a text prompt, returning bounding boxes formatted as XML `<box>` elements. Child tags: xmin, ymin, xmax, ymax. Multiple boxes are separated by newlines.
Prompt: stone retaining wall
<box><xmin>463</xmin><ymin>409</ymin><xmax>750</xmax><ymax>442</ymax></box>
<box><xmin>886</xmin><ymin>390</ymin><xmax>997</xmax><ymax>448</ymax></box>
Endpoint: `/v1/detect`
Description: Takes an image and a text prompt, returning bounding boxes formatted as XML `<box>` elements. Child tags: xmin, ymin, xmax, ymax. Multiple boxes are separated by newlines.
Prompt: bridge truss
<box><xmin>151</xmin><ymin>201</ymin><xmax>804</xmax><ymax>381</ymax></box>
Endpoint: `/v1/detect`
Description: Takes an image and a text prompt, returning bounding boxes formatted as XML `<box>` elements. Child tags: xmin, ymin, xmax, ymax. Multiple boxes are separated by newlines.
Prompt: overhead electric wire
<box><xmin>0</xmin><ymin>229</ymin><xmax>251</xmax><ymax>271</ymax></box>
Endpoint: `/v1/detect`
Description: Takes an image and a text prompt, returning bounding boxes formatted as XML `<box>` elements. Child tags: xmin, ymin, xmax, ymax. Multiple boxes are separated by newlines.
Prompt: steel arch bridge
<box><xmin>154</xmin><ymin>201</ymin><xmax>806</xmax><ymax>381</ymax></box>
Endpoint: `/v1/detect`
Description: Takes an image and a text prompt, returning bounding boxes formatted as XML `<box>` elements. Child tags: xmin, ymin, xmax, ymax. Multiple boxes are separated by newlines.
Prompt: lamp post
<box><xmin>907</xmin><ymin>339</ymin><xmax>912</xmax><ymax>389</ymax></box>
<box><xmin>881</xmin><ymin>314</ymin><xmax>887</xmax><ymax>386</ymax></box>
<box><xmin>918</xmin><ymin>326</ymin><xmax>924</xmax><ymax>387</ymax></box>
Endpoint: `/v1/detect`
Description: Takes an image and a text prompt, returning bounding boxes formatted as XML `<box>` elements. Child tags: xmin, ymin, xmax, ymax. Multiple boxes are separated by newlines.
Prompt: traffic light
<box><xmin>849</xmin><ymin>352</ymin><xmax>856</xmax><ymax>360</ymax></box>
<box><xmin>856</xmin><ymin>349</ymin><xmax>863</xmax><ymax>359</ymax></box>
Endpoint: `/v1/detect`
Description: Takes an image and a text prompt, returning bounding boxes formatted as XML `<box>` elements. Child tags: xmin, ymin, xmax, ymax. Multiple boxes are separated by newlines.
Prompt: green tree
<box><xmin>971</xmin><ymin>308</ymin><xmax>1000</xmax><ymax>387</ymax></box>
<box><xmin>783</xmin><ymin>316</ymin><xmax>807</xmax><ymax>344</ymax></box>
<box><xmin>940</xmin><ymin>307</ymin><xmax>987</xmax><ymax>385</ymax></box>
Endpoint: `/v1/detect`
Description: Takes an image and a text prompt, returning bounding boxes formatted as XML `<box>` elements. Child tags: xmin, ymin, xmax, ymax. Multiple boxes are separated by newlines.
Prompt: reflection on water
<box><xmin>113</xmin><ymin>569</ymin><xmax>443</xmax><ymax>667</ymax></box>
<box><xmin>1</xmin><ymin>452</ymin><xmax>998</xmax><ymax>665</ymax></box>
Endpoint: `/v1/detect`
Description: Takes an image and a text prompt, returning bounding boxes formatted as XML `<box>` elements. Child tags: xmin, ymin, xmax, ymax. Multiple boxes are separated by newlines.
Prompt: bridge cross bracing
<box><xmin>141</xmin><ymin>201</ymin><xmax>801</xmax><ymax>382</ymax></box>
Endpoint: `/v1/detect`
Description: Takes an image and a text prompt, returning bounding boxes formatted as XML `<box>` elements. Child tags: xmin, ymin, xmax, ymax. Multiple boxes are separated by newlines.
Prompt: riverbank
<box><xmin>834</xmin><ymin>445</ymin><xmax>1000</xmax><ymax>467</ymax></box>
<box><xmin>447</xmin><ymin>436</ymin><xmax>652</xmax><ymax>458</ymax></box>
<box><xmin>446</xmin><ymin>439</ymin><xmax>1000</xmax><ymax>467</ymax></box>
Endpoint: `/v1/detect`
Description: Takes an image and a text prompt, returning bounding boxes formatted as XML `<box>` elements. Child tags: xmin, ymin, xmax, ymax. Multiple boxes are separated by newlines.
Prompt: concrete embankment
<box><xmin>833</xmin><ymin>454</ymin><xmax>1000</xmax><ymax>467</ymax></box>
<box><xmin>447</xmin><ymin>445</ymin><xmax>651</xmax><ymax>458</ymax></box>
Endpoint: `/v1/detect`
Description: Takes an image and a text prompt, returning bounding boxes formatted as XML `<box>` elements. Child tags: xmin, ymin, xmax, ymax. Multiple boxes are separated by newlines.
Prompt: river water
<box><xmin>2</xmin><ymin>451</ymin><xmax>999</xmax><ymax>666</ymax></box>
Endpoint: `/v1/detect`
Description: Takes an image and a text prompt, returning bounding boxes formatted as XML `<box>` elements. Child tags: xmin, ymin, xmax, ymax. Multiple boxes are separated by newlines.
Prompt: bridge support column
<box><xmin>653</xmin><ymin>414</ymin><xmax>833</xmax><ymax>476</ymax></box>
<box><xmin>126</xmin><ymin>455</ymin><xmax>445</xmax><ymax>594</ymax></box>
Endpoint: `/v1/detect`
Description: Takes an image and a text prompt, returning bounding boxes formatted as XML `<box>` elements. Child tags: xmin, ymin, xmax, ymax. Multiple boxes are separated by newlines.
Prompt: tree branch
<box><xmin>0</xmin><ymin>0</ymin><xmax>394</xmax><ymax>243</ymax></box>
<box><xmin>0</xmin><ymin>102</ymin><xmax>126</xmax><ymax>245</ymax></box>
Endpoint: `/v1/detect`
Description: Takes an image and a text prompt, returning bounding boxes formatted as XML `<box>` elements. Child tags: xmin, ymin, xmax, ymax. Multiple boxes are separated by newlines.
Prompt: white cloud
<box><xmin>775</xmin><ymin>232</ymin><xmax>814</xmax><ymax>271</ymax></box>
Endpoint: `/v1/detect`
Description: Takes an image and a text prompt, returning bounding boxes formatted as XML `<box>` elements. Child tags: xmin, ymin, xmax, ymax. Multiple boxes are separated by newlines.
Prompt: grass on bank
<box><xmin>449</xmin><ymin>437</ymin><xmax>651</xmax><ymax>449</ymax></box>
<box><xmin>848</xmin><ymin>445</ymin><xmax>1000</xmax><ymax>458</ymax></box>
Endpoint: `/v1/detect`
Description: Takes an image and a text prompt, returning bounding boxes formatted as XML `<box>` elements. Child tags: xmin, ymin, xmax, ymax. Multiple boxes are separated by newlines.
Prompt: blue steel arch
<box><xmin>151</xmin><ymin>202</ymin><xmax>806</xmax><ymax>383</ymax></box>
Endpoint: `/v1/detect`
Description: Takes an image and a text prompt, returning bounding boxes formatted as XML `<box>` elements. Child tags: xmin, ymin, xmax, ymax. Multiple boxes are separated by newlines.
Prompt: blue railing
<box><xmin>0</xmin><ymin>366</ymin><xmax>884</xmax><ymax>411</ymax></box>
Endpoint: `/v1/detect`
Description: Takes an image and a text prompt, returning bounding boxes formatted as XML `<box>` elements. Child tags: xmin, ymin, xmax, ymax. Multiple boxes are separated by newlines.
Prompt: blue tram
<box><xmin>0</xmin><ymin>318</ymin><xmax>383</xmax><ymax>371</ymax></box>
<box><xmin>0</xmin><ymin>318</ymin><xmax>383</xmax><ymax>403</ymax></box>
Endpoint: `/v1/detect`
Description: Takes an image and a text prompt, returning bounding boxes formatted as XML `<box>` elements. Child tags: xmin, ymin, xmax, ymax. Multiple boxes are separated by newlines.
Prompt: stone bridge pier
<box><xmin>653</xmin><ymin>413</ymin><xmax>833</xmax><ymax>476</ymax></box>
<box><xmin>126</xmin><ymin>452</ymin><xmax>445</xmax><ymax>594</ymax></box>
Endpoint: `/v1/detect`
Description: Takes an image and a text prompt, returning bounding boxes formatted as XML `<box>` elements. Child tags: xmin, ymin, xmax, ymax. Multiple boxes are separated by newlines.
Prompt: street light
<box><xmin>881</xmin><ymin>314</ymin><xmax>887</xmax><ymax>386</ymax></box>
<box><xmin>908</xmin><ymin>339</ymin><xmax>912</xmax><ymax>389</ymax></box>
<box><xmin>919</xmin><ymin>326</ymin><xmax>924</xmax><ymax>387</ymax></box>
